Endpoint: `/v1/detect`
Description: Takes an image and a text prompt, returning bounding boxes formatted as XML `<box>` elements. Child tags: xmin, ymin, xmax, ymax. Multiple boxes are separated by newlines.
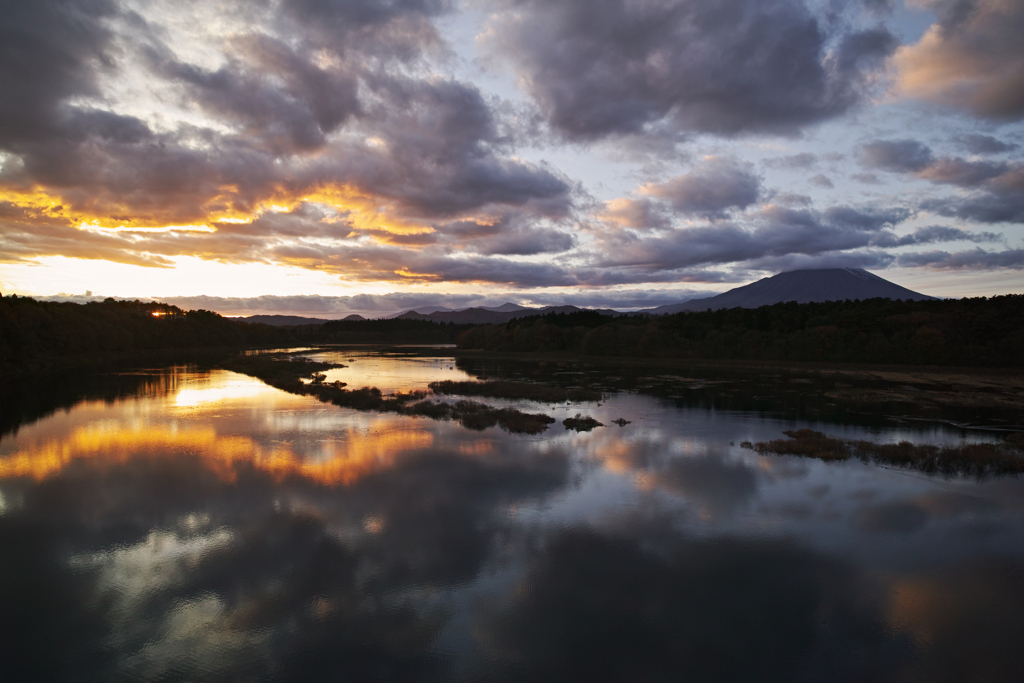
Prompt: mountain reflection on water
<box><xmin>2</xmin><ymin>350</ymin><xmax>1024</xmax><ymax>682</ymax></box>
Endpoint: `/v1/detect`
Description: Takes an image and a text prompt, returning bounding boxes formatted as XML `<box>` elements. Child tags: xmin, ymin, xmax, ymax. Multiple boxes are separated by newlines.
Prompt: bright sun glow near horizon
<box><xmin>0</xmin><ymin>0</ymin><xmax>1021</xmax><ymax>315</ymax></box>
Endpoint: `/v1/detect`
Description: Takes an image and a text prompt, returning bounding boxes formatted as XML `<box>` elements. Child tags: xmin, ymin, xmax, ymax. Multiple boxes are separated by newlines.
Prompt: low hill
<box><xmin>647</xmin><ymin>269</ymin><xmax>934</xmax><ymax>314</ymax></box>
<box><xmin>238</xmin><ymin>314</ymin><xmax>365</xmax><ymax>326</ymax></box>
<box><xmin>455</xmin><ymin>295</ymin><xmax>1024</xmax><ymax>367</ymax></box>
<box><xmin>395</xmin><ymin>304</ymin><xmax>621</xmax><ymax>324</ymax></box>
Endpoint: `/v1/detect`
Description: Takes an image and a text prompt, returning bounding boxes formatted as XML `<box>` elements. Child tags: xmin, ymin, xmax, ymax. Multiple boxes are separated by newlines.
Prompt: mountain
<box><xmin>480</xmin><ymin>302</ymin><xmax>531</xmax><ymax>313</ymax></box>
<box><xmin>646</xmin><ymin>269</ymin><xmax>935</xmax><ymax>314</ymax></box>
<box><xmin>236</xmin><ymin>315</ymin><xmax>334</xmax><ymax>326</ymax></box>
<box><xmin>237</xmin><ymin>313</ymin><xmax>365</xmax><ymax>326</ymax></box>
<box><xmin>394</xmin><ymin>304</ymin><xmax>621</xmax><ymax>324</ymax></box>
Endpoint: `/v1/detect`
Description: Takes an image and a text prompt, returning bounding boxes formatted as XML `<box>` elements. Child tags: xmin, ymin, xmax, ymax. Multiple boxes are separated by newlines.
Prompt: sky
<box><xmin>1</xmin><ymin>0</ymin><xmax>1022</xmax><ymax>317</ymax></box>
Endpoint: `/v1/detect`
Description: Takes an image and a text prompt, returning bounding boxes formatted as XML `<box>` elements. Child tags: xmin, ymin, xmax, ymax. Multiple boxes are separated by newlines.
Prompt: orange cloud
<box><xmin>895</xmin><ymin>0</ymin><xmax>1024</xmax><ymax>119</ymax></box>
<box><xmin>0</xmin><ymin>421</ymin><xmax>433</xmax><ymax>487</ymax></box>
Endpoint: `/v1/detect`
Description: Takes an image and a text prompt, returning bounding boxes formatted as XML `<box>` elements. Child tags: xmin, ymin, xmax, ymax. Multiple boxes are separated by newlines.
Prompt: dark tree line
<box><xmin>6</xmin><ymin>294</ymin><xmax>1024</xmax><ymax>378</ymax></box>
<box><xmin>0</xmin><ymin>296</ymin><xmax>296</xmax><ymax>378</ymax></box>
<box><xmin>296</xmin><ymin>318</ymin><xmax>472</xmax><ymax>344</ymax></box>
<box><xmin>455</xmin><ymin>296</ymin><xmax>1024</xmax><ymax>367</ymax></box>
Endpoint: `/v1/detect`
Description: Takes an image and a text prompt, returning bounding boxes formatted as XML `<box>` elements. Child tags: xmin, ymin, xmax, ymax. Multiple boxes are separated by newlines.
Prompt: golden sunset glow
<box><xmin>0</xmin><ymin>0</ymin><xmax>1018</xmax><ymax>308</ymax></box>
<box><xmin>0</xmin><ymin>421</ymin><xmax>435</xmax><ymax>486</ymax></box>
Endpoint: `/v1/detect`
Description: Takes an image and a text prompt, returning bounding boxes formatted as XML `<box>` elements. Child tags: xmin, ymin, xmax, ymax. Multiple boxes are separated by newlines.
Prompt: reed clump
<box><xmin>221</xmin><ymin>356</ymin><xmax>557</xmax><ymax>434</ymax></box>
<box><xmin>744</xmin><ymin>429</ymin><xmax>1024</xmax><ymax>477</ymax></box>
<box><xmin>429</xmin><ymin>380</ymin><xmax>601</xmax><ymax>403</ymax></box>
<box><xmin>563</xmin><ymin>414</ymin><xmax>604</xmax><ymax>432</ymax></box>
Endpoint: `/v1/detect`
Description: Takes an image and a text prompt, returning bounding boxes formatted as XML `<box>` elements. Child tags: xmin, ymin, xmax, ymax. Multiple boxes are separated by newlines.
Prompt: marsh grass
<box><xmin>563</xmin><ymin>414</ymin><xmax>604</xmax><ymax>432</ymax></box>
<box><xmin>429</xmin><ymin>380</ymin><xmax>601</xmax><ymax>403</ymax></box>
<box><xmin>746</xmin><ymin>428</ymin><xmax>1024</xmax><ymax>477</ymax></box>
<box><xmin>221</xmin><ymin>355</ymin><xmax>556</xmax><ymax>434</ymax></box>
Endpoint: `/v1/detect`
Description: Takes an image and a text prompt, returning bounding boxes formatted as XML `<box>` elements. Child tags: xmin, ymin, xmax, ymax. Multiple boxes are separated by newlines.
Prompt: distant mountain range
<box><xmin>235</xmin><ymin>269</ymin><xmax>934</xmax><ymax>325</ymax></box>
<box><xmin>238</xmin><ymin>314</ymin><xmax>365</xmax><ymax>326</ymax></box>
<box><xmin>393</xmin><ymin>304</ymin><xmax>623</xmax><ymax>324</ymax></box>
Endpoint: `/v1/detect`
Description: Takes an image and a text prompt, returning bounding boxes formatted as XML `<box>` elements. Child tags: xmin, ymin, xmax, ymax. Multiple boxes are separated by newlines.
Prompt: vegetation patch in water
<box><xmin>745</xmin><ymin>428</ymin><xmax>1024</xmax><ymax>477</ymax></box>
<box><xmin>221</xmin><ymin>356</ymin><xmax>556</xmax><ymax>434</ymax></box>
<box><xmin>429</xmin><ymin>380</ymin><xmax>601</xmax><ymax>402</ymax></box>
<box><xmin>563</xmin><ymin>414</ymin><xmax>604</xmax><ymax>432</ymax></box>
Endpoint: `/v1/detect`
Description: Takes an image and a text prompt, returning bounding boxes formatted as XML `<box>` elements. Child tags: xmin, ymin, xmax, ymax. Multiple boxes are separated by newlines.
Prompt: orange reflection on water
<box><xmin>593</xmin><ymin>439</ymin><xmax>640</xmax><ymax>474</ymax></box>
<box><xmin>0</xmin><ymin>420</ymin><xmax>433</xmax><ymax>486</ymax></box>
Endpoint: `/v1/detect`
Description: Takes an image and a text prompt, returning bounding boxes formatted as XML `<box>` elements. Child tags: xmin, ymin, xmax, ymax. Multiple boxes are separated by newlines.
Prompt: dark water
<box><xmin>2</xmin><ymin>350</ymin><xmax>1024</xmax><ymax>682</ymax></box>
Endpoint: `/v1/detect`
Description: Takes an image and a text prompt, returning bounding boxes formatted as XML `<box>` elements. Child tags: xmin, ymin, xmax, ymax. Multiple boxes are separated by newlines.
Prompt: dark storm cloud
<box><xmin>0</xmin><ymin>0</ymin><xmax>118</xmax><ymax>146</ymax></box>
<box><xmin>484</xmin><ymin>0</ymin><xmax>897</xmax><ymax>140</ymax></box>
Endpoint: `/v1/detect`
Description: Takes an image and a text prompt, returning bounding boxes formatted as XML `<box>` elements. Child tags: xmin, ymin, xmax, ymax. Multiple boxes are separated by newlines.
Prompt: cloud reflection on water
<box><xmin>2</xmin><ymin>364</ymin><xmax>1024</xmax><ymax>680</ymax></box>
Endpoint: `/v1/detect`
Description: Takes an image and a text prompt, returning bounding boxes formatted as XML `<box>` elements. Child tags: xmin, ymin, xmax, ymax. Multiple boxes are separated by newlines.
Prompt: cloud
<box><xmin>478</xmin><ymin>526</ymin><xmax>906</xmax><ymax>681</ymax></box>
<box><xmin>859</xmin><ymin>501</ymin><xmax>929</xmax><ymax>532</ymax></box>
<box><xmin>958</xmin><ymin>133</ymin><xmax>1019</xmax><ymax>155</ymax></box>
<box><xmin>859</xmin><ymin>139</ymin><xmax>1024</xmax><ymax>223</ymax></box>
<box><xmin>151</xmin><ymin>35</ymin><xmax>363</xmax><ymax>153</ymax></box>
<box><xmin>2</xmin><ymin>0</ymin><xmax>1021</xmax><ymax>293</ymax></box>
<box><xmin>482</xmin><ymin>0</ymin><xmax>897</xmax><ymax>140</ymax></box>
<box><xmin>895</xmin><ymin>0</ymin><xmax>1024</xmax><ymax>120</ymax></box>
<box><xmin>765</xmin><ymin>153</ymin><xmax>819</xmax><ymax>170</ymax></box>
<box><xmin>591</xmin><ymin>203</ymin><xmax>913</xmax><ymax>274</ymax></box>
<box><xmin>151</xmin><ymin>287</ymin><xmax>726</xmax><ymax>317</ymax></box>
<box><xmin>0</xmin><ymin>0</ymin><xmax>577</xmax><ymax>284</ymax></box>
<box><xmin>925</xmin><ymin>193</ymin><xmax>1024</xmax><ymax>224</ymax></box>
<box><xmin>0</xmin><ymin>0</ymin><xmax>118</xmax><ymax>147</ymax></box>
<box><xmin>883</xmin><ymin>225</ymin><xmax>1003</xmax><ymax>246</ymax></box>
<box><xmin>896</xmin><ymin>247</ymin><xmax>1024</xmax><ymax>270</ymax></box>
<box><xmin>641</xmin><ymin>159</ymin><xmax>761</xmax><ymax>219</ymax></box>
<box><xmin>860</xmin><ymin>139</ymin><xmax>934</xmax><ymax>172</ymax></box>
<box><xmin>917</xmin><ymin>158</ymin><xmax>1010</xmax><ymax>186</ymax></box>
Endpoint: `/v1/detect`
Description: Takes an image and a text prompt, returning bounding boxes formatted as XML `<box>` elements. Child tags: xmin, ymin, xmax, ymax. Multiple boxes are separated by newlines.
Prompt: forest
<box><xmin>455</xmin><ymin>295</ymin><xmax>1024</xmax><ymax>367</ymax></box>
<box><xmin>0</xmin><ymin>295</ymin><xmax>295</xmax><ymax>378</ymax></box>
<box><xmin>298</xmin><ymin>318</ymin><xmax>471</xmax><ymax>344</ymax></box>
<box><xmin>5</xmin><ymin>294</ymin><xmax>1024</xmax><ymax>379</ymax></box>
<box><xmin>0</xmin><ymin>296</ymin><xmax>474</xmax><ymax>378</ymax></box>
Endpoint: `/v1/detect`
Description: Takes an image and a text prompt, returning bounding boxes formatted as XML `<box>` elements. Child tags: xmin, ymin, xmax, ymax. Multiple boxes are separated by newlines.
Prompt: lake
<box><xmin>2</xmin><ymin>348</ymin><xmax>1024</xmax><ymax>682</ymax></box>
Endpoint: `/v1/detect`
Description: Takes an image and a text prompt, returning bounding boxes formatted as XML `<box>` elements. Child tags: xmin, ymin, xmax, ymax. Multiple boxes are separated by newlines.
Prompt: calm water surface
<box><xmin>2</xmin><ymin>350</ymin><xmax>1023</xmax><ymax>682</ymax></box>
